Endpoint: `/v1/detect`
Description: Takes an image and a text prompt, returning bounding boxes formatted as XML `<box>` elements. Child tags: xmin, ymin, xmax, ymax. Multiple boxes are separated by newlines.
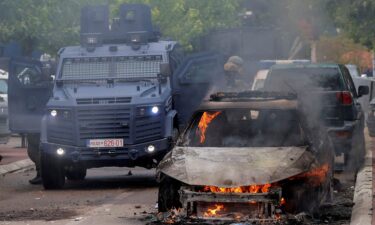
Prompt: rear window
<box><xmin>264</xmin><ymin>67</ymin><xmax>344</xmax><ymax>92</ymax></box>
<box><xmin>181</xmin><ymin>109</ymin><xmax>307</xmax><ymax>148</ymax></box>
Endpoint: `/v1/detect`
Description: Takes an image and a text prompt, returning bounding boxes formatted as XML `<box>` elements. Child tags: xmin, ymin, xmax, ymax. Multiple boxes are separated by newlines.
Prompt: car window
<box><xmin>0</xmin><ymin>80</ymin><xmax>7</xmax><ymax>94</ymax></box>
<box><xmin>182</xmin><ymin>59</ymin><xmax>217</xmax><ymax>83</ymax></box>
<box><xmin>264</xmin><ymin>67</ymin><xmax>344</xmax><ymax>92</ymax></box>
<box><xmin>182</xmin><ymin>109</ymin><xmax>306</xmax><ymax>148</ymax></box>
<box><xmin>16</xmin><ymin>66</ymin><xmax>43</xmax><ymax>86</ymax></box>
<box><xmin>341</xmin><ymin>66</ymin><xmax>358</xmax><ymax>97</ymax></box>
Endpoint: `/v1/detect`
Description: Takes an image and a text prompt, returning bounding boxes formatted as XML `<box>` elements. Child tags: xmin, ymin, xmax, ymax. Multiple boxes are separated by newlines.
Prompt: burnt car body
<box><xmin>157</xmin><ymin>92</ymin><xmax>334</xmax><ymax>224</ymax></box>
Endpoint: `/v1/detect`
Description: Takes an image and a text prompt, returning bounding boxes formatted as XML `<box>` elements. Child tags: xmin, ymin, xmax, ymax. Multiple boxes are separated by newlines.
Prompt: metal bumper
<box><xmin>178</xmin><ymin>187</ymin><xmax>283</xmax><ymax>223</ymax></box>
<box><xmin>41</xmin><ymin>138</ymin><xmax>170</xmax><ymax>168</ymax></box>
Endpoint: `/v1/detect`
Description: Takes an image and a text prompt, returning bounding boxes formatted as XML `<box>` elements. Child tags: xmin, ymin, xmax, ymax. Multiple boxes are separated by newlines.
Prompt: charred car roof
<box><xmin>198</xmin><ymin>91</ymin><xmax>298</xmax><ymax>111</ymax></box>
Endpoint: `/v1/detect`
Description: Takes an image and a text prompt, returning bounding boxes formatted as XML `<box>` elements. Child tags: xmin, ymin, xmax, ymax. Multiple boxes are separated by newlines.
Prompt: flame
<box><xmin>197</xmin><ymin>111</ymin><xmax>221</xmax><ymax>143</ymax></box>
<box><xmin>280</xmin><ymin>197</ymin><xmax>286</xmax><ymax>205</ymax></box>
<box><xmin>203</xmin><ymin>204</ymin><xmax>224</xmax><ymax>217</ymax></box>
<box><xmin>203</xmin><ymin>184</ymin><xmax>271</xmax><ymax>194</ymax></box>
<box><xmin>293</xmin><ymin>164</ymin><xmax>330</xmax><ymax>186</ymax></box>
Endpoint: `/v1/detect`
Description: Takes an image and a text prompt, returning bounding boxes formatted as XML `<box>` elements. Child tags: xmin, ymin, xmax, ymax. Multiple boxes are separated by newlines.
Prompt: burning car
<box><xmin>156</xmin><ymin>92</ymin><xmax>334</xmax><ymax>224</ymax></box>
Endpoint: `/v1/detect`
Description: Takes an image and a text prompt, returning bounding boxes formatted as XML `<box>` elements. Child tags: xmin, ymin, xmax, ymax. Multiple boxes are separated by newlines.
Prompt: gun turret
<box><xmin>80</xmin><ymin>4</ymin><xmax>159</xmax><ymax>47</ymax></box>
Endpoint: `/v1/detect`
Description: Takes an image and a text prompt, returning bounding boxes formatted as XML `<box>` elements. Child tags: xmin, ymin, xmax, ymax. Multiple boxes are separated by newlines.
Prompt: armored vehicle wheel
<box><xmin>41</xmin><ymin>153</ymin><xmax>65</xmax><ymax>189</ymax></box>
<box><xmin>158</xmin><ymin>175</ymin><xmax>182</xmax><ymax>212</ymax></box>
<box><xmin>66</xmin><ymin>167</ymin><xmax>87</xmax><ymax>181</ymax></box>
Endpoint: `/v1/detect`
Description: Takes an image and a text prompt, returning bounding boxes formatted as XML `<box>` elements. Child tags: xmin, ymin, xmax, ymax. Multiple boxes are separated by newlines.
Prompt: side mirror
<box><xmin>159</xmin><ymin>63</ymin><xmax>171</xmax><ymax>78</ymax></box>
<box><xmin>358</xmin><ymin>85</ymin><xmax>369</xmax><ymax>97</ymax></box>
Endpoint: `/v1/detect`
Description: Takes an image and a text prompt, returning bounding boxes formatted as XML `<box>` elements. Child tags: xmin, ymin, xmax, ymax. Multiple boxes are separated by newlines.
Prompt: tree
<box><xmin>0</xmin><ymin>0</ymin><xmax>100</xmax><ymax>54</ymax></box>
<box><xmin>327</xmin><ymin>0</ymin><xmax>375</xmax><ymax>50</ymax></box>
<box><xmin>113</xmin><ymin>0</ymin><xmax>243</xmax><ymax>51</ymax></box>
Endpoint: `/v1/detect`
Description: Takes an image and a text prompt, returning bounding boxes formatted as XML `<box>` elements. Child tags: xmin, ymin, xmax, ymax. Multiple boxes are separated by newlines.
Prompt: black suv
<box><xmin>263</xmin><ymin>63</ymin><xmax>369</xmax><ymax>169</ymax></box>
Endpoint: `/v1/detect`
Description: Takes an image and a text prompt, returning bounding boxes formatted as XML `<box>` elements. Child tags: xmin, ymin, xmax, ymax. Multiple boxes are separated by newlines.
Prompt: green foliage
<box><xmin>113</xmin><ymin>0</ymin><xmax>243</xmax><ymax>51</ymax></box>
<box><xmin>0</xmin><ymin>0</ymin><xmax>243</xmax><ymax>54</ymax></box>
<box><xmin>327</xmin><ymin>0</ymin><xmax>375</xmax><ymax>50</ymax></box>
<box><xmin>0</xmin><ymin>0</ymin><xmax>104</xmax><ymax>54</ymax></box>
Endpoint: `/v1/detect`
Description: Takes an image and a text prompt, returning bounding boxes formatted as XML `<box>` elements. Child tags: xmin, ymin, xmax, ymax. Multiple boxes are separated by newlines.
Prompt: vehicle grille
<box><xmin>47</xmin><ymin>120</ymin><xmax>75</xmax><ymax>145</ymax></box>
<box><xmin>135</xmin><ymin>116</ymin><xmax>162</xmax><ymax>143</ymax></box>
<box><xmin>77</xmin><ymin>107</ymin><xmax>131</xmax><ymax>140</ymax></box>
<box><xmin>76</xmin><ymin>97</ymin><xmax>131</xmax><ymax>105</ymax></box>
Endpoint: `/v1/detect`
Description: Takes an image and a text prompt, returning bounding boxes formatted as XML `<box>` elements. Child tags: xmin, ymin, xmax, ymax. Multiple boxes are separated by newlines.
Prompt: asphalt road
<box><xmin>0</xmin><ymin>167</ymin><xmax>159</xmax><ymax>225</ymax></box>
<box><xmin>0</xmin><ymin>164</ymin><xmax>356</xmax><ymax>225</ymax></box>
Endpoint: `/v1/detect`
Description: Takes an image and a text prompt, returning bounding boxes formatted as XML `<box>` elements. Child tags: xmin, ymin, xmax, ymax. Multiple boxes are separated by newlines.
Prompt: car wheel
<box><xmin>41</xmin><ymin>152</ymin><xmax>65</xmax><ymax>190</ymax></box>
<box><xmin>66</xmin><ymin>166</ymin><xmax>87</xmax><ymax>181</ymax></box>
<box><xmin>158</xmin><ymin>175</ymin><xmax>182</xmax><ymax>212</ymax></box>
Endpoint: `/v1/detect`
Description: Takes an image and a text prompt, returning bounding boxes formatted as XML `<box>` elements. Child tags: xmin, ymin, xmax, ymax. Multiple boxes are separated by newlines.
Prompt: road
<box><xmin>0</xmin><ymin>167</ymin><xmax>159</xmax><ymax>225</ymax></box>
<box><xmin>0</xmin><ymin>164</ymin><xmax>356</xmax><ymax>225</ymax></box>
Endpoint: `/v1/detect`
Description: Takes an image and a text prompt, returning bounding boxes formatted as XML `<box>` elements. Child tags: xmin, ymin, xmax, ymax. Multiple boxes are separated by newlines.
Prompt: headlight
<box><xmin>151</xmin><ymin>106</ymin><xmax>159</xmax><ymax>114</ymax></box>
<box><xmin>50</xmin><ymin>110</ymin><xmax>57</xmax><ymax>117</ymax></box>
<box><xmin>137</xmin><ymin>105</ymin><xmax>161</xmax><ymax>116</ymax></box>
<box><xmin>147</xmin><ymin>145</ymin><xmax>156</xmax><ymax>153</ymax></box>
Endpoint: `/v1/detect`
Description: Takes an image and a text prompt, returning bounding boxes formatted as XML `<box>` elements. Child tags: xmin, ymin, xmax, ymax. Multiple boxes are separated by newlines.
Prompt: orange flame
<box><xmin>203</xmin><ymin>204</ymin><xmax>224</xmax><ymax>217</ymax></box>
<box><xmin>203</xmin><ymin>184</ymin><xmax>271</xmax><ymax>194</ymax></box>
<box><xmin>197</xmin><ymin>111</ymin><xmax>221</xmax><ymax>143</ymax></box>
<box><xmin>293</xmin><ymin>164</ymin><xmax>330</xmax><ymax>186</ymax></box>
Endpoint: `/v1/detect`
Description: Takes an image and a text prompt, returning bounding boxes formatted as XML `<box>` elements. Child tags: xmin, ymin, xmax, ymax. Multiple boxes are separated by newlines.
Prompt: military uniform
<box><xmin>223</xmin><ymin>56</ymin><xmax>245</xmax><ymax>89</ymax></box>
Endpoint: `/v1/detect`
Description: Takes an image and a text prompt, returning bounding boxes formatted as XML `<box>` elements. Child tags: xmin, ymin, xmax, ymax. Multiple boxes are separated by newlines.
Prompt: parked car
<box><xmin>0</xmin><ymin>69</ymin><xmax>10</xmax><ymax>144</ymax></box>
<box><xmin>366</xmin><ymin>80</ymin><xmax>375</xmax><ymax>136</ymax></box>
<box><xmin>157</xmin><ymin>92</ymin><xmax>334</xmax><ymax>223</ymax></box>
<box><xmin>263</xmin><ymin>63</ymin><xmax>368</xmax><ymax>170</ymax></box>
<box><xmin>346</xmin><ymin>64</ymin><xmax>372</xmax><ymax>119</ymax></box>
<box><xmin>251</xmin><ymin>69</ymin><xmax>268</xmax><ymax>90</ymax></box>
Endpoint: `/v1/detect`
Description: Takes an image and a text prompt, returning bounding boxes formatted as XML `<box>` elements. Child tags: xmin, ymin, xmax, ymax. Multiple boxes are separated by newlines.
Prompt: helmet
<box><xmin>227</xmin><ymin>56</ymin><xmax>243</xmax><ymax>66</ymax></box>
<box><xmin>224</xmin><ymin>56</ymin><xmax>244</xmax><ymax>74</ymax></box>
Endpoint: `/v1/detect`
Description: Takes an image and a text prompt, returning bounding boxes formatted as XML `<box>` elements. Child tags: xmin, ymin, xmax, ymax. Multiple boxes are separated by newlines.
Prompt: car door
<box><xmin>8</xmin><ymin>58</ymin><xmax>53</xmax><ymax>133</ymax></box>
<box><xmin>172</xmin><ymin>52</ymin><xmax>223</xmax><ymax>129</ymax></box>
<box><xmin>340</xmin><ymin>65</ymin><xmax>363</xmax><ymax>121</ymax></box>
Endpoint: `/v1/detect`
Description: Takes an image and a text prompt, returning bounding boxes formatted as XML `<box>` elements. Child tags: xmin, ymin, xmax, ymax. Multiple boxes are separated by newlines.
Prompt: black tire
<box><xmin>26</xmin><ymin>134</ymin><xmax>40</xmax><ymax>167</ymax></box>
<box><xmin>41</xmin><ymin>152</ymin><xmax>65</xmax><ymax>189</ymax></box>
<box><xmin>66</xmin><ymin>167</ymin><xmax>87</xmax><ymax>181</ymax></box>
<box><xmin>158</xmin><ymin>175</ymin><xmax>182</xmax><ymax>212</ymax></box>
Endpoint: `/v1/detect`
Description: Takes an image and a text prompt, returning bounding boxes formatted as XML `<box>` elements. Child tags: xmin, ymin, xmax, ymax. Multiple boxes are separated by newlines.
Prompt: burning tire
<box><xmin>158</xmin><ymin>175</ymin><xmax>182</xmax><ymax>212</ymax></box>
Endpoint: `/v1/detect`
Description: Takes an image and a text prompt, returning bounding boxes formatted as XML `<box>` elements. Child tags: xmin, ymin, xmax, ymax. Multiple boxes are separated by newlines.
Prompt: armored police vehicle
<box><xmin>8</xmin><ymin>4</ymin><xmax>221</xmax><ymax>189</ymax></box>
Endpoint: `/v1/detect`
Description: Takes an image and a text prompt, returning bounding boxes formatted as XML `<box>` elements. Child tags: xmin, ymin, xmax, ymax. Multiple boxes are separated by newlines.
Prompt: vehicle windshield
<box><xmin>264</xmin><ymin>67</ymin><xmax>344</xmax><ymax>92</ymax></box>
<box><xmin>0</xmin><ymin>80</ymin><xmax>8</xmax><ymax>94</ymax></box>
<box><xmin>61</xmin><ymin>55</ymin><xmax>163</xmax><ymax>80</ymax></box>
<box><xmin>181</xmin><ymin>109</ymin><xmax>307</xmax><ymax>147</ymax></box>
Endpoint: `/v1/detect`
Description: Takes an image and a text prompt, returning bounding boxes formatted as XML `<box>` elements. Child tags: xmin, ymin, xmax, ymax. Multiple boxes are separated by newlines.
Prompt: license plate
<box><xmin>87</xmin><ymin>139</ymin><xmax>124</xmax><ymax>148</ymax></box>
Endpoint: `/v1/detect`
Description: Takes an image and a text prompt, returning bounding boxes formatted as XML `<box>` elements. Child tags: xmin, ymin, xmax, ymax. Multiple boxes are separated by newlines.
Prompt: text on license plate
<box><xmin>87</xmin><ymin>139</ymin><xmax>124</xmax><ymax>148</ymax></box>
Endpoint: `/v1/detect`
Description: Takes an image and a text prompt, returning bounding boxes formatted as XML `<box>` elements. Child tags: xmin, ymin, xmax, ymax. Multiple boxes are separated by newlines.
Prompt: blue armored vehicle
<box><xmin>8</xmin><ymin>4</ymin><xmax>221</xmax><ymax>189</ymax></box>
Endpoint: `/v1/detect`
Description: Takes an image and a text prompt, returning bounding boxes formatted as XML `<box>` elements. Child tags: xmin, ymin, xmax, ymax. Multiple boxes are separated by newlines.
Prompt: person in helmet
<box><xmin>223</xmin><ymin>56</ymin><xmax>245</xmax><ymax>89</ymax></box>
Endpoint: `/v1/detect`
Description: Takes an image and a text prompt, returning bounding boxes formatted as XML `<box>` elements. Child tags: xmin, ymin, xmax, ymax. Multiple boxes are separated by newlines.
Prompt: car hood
<box><xmin>157</xmin><ymin>146</ymin><xmax>317</xmax><ymax>187</ymax></box>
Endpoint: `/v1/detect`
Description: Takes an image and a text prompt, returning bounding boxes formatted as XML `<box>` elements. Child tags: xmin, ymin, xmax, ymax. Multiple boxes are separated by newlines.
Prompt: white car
<box><xmin>0</xmin><ymin>69</ymin><xmax>10</xmax><ymax>144</ymax></box>
<box><xmin>251</xmin><ymin>69</ymin><xmax>268</xmax><ymax>90</ymax></box>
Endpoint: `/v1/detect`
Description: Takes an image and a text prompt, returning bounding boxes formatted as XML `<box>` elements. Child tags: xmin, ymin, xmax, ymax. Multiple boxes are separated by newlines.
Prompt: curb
<box><xmin>0</xmin><ymin>159</ymin><xmax>34</xmax><ymax>176</ymax></box>
<box><xmin>350</xmin><ymin>134</ymin><xmax>373</xmax><ymax>225</ymax></box>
